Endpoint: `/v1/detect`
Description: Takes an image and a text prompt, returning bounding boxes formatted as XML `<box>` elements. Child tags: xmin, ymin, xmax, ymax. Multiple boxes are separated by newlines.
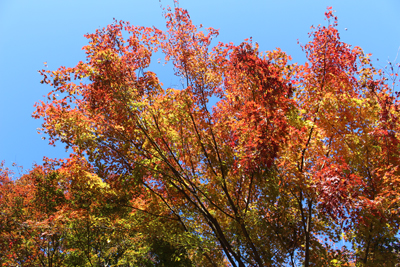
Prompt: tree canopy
<box><xmin>1</xmin><ymin>5</ymin><xmax>400</xmax><ymax>267</ymax></box>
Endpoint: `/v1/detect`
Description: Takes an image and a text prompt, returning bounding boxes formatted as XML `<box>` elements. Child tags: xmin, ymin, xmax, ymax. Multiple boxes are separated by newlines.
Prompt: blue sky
<box><xmin>1</xmin><ymin>0</ymin><xmax>399</xmax><ymax>172</ymax></box>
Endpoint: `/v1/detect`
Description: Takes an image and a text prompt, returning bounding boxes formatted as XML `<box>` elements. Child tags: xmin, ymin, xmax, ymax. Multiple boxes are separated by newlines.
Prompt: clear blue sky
<box><xmin>1</xmin><ymin>0</ymin><xmax>399</xmax><ymax>172</ymax></box>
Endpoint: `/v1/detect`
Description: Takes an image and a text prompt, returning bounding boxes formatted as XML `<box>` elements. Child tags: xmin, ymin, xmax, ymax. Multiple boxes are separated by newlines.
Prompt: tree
<box><xmin>1</xmin><ymin>156</ymin><xmax>195</xmax><ymax>266</ymax></box>
<box><xmin>22</xmin><ymin>4</ymin><xmax>400</xmax><ymax>266</ymax></box>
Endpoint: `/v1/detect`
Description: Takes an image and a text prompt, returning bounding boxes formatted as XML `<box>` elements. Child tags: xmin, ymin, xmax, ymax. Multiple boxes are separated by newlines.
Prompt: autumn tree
<box><xmin>3</xmin><ymin>4</ymin><xmax>396</xmax><ymax>267</ymax></box>
<box><xmin>1</xmin><ymin>155</ymin><xmax>196</xmax><ymax>266</ymax></box>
